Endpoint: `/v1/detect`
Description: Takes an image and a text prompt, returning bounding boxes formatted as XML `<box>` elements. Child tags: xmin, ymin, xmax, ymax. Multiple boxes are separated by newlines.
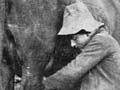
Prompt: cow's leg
<box><xmin>0</xmin><ymin>0</ymin><xmax>14</xmax><ymax>90</ymax></box>
<box><xmin>0</xmin><ymin>63</ymin><xmax>14</xmax><ymax>90</ymax></box>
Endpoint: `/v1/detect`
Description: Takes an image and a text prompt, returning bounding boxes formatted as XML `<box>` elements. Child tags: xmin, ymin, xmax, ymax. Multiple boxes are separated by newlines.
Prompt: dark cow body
<box><xmin>6</xmin><ymin>0</ymin><xmax>78</xmax><ymax>90</ymax></box>
<box><xmin>1</xmin><ymin>0</ymin><xmax>120</xmax><ymax>90</ymax></box>
<box><xmin>0</xmin><ymin>0</ymin><xmax>15</xmax><ymax>90</ymax></box>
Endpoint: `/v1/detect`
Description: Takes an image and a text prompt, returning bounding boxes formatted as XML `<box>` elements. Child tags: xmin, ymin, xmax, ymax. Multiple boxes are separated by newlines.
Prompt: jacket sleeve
<box><xmin>43</xmin><ymin>35</ymin><xmax>109</xmax><ymax>90</ymax></box>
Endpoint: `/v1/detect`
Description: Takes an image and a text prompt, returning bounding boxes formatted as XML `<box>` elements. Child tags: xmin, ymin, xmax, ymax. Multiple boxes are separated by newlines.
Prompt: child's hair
<box><xmin>75</xmin><ymin>29</ymin><xmax>91</xmax><ymax>35</ymax></box>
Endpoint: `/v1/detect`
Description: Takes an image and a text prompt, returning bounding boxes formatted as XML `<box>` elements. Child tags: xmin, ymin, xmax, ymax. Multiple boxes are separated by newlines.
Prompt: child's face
<box><xmin>71</xmin><ymin>34</ymin><xmax>89</xmax><ymax>48</ymax></box>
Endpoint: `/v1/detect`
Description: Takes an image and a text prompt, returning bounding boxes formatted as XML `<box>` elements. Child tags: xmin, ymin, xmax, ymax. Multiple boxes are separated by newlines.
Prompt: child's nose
<box><xmin>71</xmin><ymin>40</ymin><xmax>76</xmax><ymax>47</ymax></box>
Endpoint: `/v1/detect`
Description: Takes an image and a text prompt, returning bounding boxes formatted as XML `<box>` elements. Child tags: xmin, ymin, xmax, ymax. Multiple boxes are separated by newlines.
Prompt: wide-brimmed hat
<box><xmin>58</xmin><ymin>1</ymin><xmax>104</xmax><ymax>35</ymax></box>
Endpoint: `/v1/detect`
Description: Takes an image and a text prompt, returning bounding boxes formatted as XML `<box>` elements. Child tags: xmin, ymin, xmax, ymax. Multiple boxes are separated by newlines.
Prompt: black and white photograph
<box><xmin>1</xmin><ymin>0</ymin><xmax>120</xmax><ymax>90</ymax></box>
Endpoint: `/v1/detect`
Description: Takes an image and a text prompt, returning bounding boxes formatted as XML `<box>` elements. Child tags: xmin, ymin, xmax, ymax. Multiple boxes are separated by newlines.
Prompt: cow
<box><xmin>1</xmin><ymin>0</ymin><xmax>120</xmax><ymax>90</ymax></box>
<box><xmin>6</xmin><ymin>0</ymin><xmax>76</xmax><ymax>90</ymax></box>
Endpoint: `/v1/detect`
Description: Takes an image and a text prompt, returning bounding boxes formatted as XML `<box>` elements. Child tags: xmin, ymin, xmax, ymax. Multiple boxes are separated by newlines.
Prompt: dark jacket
<box><xmin>43</xmin><ymin>30</ymin><xmax>120</xmax><ymax>90</ymax></box>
